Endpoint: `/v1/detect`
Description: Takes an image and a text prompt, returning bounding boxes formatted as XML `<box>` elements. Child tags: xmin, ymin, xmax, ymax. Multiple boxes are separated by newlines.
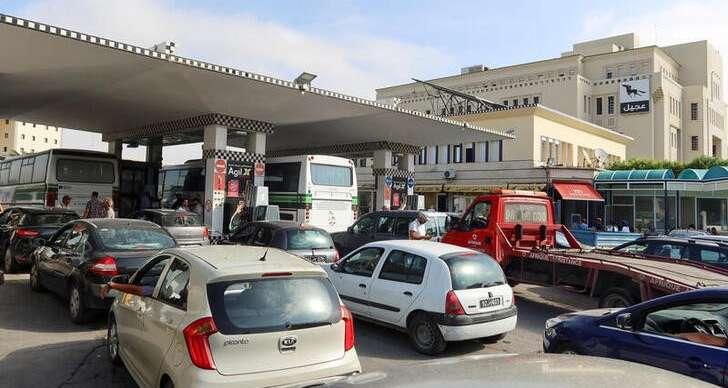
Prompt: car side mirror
<box><xmin>615</xmin><ymin>313</ymin><xmax>633</xmax><ymax>331</ymax></box>
<box><xmin>110</xmin><ymin>274</ymin><xmax>130</xmax><ymax>284</ymax></box>
<box><xmin>330</xmin><ymin>263</ymin><xmax>341</xmax><ymax>272</ymax></box>
<box><xmin>347</xmin><ymin>226</ymin><xmax>353</xmax><ymax>233</ymax></box>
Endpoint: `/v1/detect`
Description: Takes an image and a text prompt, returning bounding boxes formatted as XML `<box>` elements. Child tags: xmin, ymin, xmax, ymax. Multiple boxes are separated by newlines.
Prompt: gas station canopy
<box><xmin>0</xmin><ymin>13</ymin><xmax>513</xmax><ymax>152</ymax></box>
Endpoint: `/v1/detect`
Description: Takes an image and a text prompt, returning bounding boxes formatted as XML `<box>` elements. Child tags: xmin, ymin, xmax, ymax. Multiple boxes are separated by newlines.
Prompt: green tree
<box><xmin>606</xmin><ymin>156</ymin><xmax>728</xmax><ymax>175</ymax></box>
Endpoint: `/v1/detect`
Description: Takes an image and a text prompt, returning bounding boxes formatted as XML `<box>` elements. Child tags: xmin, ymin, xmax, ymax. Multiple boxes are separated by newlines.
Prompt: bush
<box><xmin>606</xmin><ymin>156</ymin><xmax>728</xmax><ymax>175</ymax></box>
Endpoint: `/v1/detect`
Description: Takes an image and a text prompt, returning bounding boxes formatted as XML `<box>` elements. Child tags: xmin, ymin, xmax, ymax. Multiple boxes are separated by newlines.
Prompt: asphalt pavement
<box><xmin>0</xmin><ymin>274</ymin><xmax>586</xmax><ymax>388</ymax></box>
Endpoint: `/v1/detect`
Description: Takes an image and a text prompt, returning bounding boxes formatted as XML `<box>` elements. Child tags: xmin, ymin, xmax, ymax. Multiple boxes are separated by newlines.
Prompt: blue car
<box><xmin>543</xmin><ymin>288</ymin><xmax>728</xmax><ymax>386</ymax></box>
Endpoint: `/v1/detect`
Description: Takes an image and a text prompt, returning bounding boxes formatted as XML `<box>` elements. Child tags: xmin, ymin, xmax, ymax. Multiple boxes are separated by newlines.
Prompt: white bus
<box><xmin>266</xmin><ymin>155</ymin><xmax>357</xmax><ymax>233</ymax></box>
<box><xmin>0</xmin><ymin>149</ymin><xmax>119</xmax><ymax>215</ymax></box>
<box><xmin>158</xmin><ymin>155</ymin><xmax>358</xmax><ymax>233</ymax></box>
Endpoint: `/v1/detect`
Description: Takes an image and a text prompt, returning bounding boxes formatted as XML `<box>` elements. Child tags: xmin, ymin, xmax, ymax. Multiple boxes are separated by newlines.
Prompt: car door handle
<box><xmin>358</xmin><ymin>283</ymin><xmax>367</xmax><ymax>288</ymax></box>
<box><xmin>403</xmin><ymin>291</ymin><xmax>413</xmax><ymax>297</ymax></box>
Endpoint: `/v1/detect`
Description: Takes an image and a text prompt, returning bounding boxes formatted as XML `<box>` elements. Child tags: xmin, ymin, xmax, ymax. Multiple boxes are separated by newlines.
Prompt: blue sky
<box><xmin>2</xmin><ymin>0</ymin><xmax>727</xmax><ymax>163</ymax></box>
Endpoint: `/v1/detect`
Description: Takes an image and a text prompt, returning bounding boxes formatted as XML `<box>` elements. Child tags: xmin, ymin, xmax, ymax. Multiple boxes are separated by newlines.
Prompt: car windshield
<box><xmin>424</xmin><ymin>215</ymin><xmax>446</xmax><ymax>236</ymax></box>
<box><xmin>95</xmin><ymin>226</ymin><xmax>176</xmax><ymax>250</ymax></box>
<box><xmin>285</xmin><ymin>229</ymin><xmax>333</xmax><ymax>250</ymax></box>
<box><xmin>160</xmin><ymin>213</ymin><xmax>202</xmax><ymax>227</ymax></box>
<box><xmin>614</xmin><ymin>241</ymin><xmax>648</xmax><ymax>254</ymax></box>
<box><xmin>441</xmin><ymin>252</ymin><xmax>506</xmax><ymax>290</ymax></box>
<box><xmin>22</xmin><ymin>213</ymin><xmax>78</xmax><ymax>226</ymax></box>
<box><xmin>207</xmin><ymin>277</ymin><xmax>341</xmax><ymax>334</ymax></box>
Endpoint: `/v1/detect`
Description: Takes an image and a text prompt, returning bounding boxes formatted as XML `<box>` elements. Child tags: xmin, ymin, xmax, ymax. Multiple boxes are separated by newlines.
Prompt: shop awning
<box><xmin>552</xmin><ymin>181</ymin><xmax>603</xmax><ymax>201</ymax></box>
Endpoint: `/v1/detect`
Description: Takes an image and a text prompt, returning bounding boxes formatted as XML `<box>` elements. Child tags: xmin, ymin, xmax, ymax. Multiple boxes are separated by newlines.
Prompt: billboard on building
<box><xmin>619</xmin><ymin>78</ymin><xmax>650</xmax><ymax>114</ymax></box>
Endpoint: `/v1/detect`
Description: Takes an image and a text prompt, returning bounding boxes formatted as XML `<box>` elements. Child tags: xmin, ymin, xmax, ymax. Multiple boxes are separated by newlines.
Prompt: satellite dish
<box><xmin>594</xmin><ymin>148</ymin><xmax>609</xmax><ymax>168</ymax></box>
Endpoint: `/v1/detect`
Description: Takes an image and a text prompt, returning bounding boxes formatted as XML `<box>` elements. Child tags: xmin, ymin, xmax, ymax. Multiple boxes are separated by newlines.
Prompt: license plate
<box><xmin>480</xmin><ymin>297</ymin><xmax>502</xmax><ymax>308</ymax></box>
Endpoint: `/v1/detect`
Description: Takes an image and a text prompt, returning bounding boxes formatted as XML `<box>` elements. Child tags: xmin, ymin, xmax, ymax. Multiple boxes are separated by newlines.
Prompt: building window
<box><xmin>523</xmin><ymin>97</ymin><xmax>529</xmax><ymax>105</ymax></box>
<box><xmin>418</xmin><ymin>147</ymin><xmax>427</xmax><ymax>165</ymax></box>
<box><xmin>453</xmin><ymin>144</ymin><xmax>463</xmax><ymax>163</ymax></box>
<box><xmin>502</xmin><ymin>100</ymin><xmax>508</xmax><ymax>106</ymax></box>
<box><xmin>359</xmin><ymin>158</ymin><xmax>366</xmax><ymax>167</ymax></box>
<box><xmin>4</xmin><ymin>119</ymin><xmax>8</xmax><ymax>125</ymax></box>
<box><xmin>32</xmin><ymin>136</ymin><xmax>36</xmax><ymax>141</ymax></box>
<box><xmin>2</xmin><ymin>147</ymin><xmax>5</xmax><ymax>152</ymax></box>
<box><xmin>20</xmin><ymin>147</ymin><xmax>24</xmax><ymax>153</ymax></box>
<box><xmin>44</xmin><ymin>138</ymin><xmax>48</xmax><ymax>143</ymax></box>
<box><xmin>465</xmin><ymin>143</ymin><xmax>475</xmax><ymax>163</ymax></box>
<box><xmin>498</xmin><ymin>140</ymin><xmax>503</xmax><ymax>162</ymax></box>
<box><xmin>32</xmin><ymin>124</ymin><xmax>36</xmax><ymax>128</ymax></box>
<box><xmin>691</xmin><ymin>136</ymin><xmax>699</xmax><ymax>151</ymax></box>
<box><xmin>434</xmin><ymin>147</ymin><xmax>439</xmax><ymax>164</ymax></box>
<box><xmin>3</xmin><ymin>133</ymin><xmax>7</xmax><ymax>139</ymax></box>
<box><xmin>54</xmin><ymin>139</ymin><xmax>58</xmax><ymax>144</ymax></box>
<box><xmin>596</xmin><ymin>97</ymin><xmax>603</xmax><ymax>115</ymax></box>
<box><xmin>534</xmin><ymin>96</ymin><xmax>540</xmax><ymax>104</ymax></box>
<box><xmin>21</xmin><ymin>134</ymin><xmax>25</xmax><ymax>140</ymax></box>
<box><xmin>583</xmin><ymin>96</ymin><xmax>587</xmax><ymax>113</ymax></box>
<box><xmin>425</xmin><ymin>110</ymin><xmax>431</xmax><ymax>115</ymax></box>
<box><xmin>607</xmin><ymin>96</ymin><xmax>615</xmax><ymax>115</ymax></box>
<box><xmin>446</xmin><ymin>145</ymin><xmax>451</xmax><ymax>163</ymax></box>
<box><xmin>512</xmin><ymin>99</ymin><xmax>518</xmax><ymax>107</ymax></box>
<box><xmin>606</xmin><ymin>71</ymin><xmax>613</xmax><ymax>79</ymax></box>
<box><xmin>691</xmin><ymin>103</ymin><xmax>698</xmax><ymax>120</ymax></box>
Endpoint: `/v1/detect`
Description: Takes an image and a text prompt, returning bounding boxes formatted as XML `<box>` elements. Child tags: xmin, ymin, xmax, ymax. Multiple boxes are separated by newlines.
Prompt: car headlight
<box><xmin>545</xmin><ymin>317</ymin><xmax>564</xmax><ymax>330</ymax></box>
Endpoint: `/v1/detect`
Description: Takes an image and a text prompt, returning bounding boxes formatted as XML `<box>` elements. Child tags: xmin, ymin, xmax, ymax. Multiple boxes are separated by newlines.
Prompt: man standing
<box><xmin>82</xmin><ymin>192</ymin><xmax>104</xmax><ymax>218</ymax></box>
<box><xmin>409</xmin><ymin>211</ymin><xmax>431</xmax><ymax>240</ymax></box>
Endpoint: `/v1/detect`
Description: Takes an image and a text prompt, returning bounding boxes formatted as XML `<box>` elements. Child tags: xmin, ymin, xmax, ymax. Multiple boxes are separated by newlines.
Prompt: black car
<box><xmin>0</xmin><ymin>206</ymin><xmax>79</xmax><ymax>273</ymax></box>
<box><xmin>331</xmin><ymin>210</ymin><xmax>448</xmax><ymax>256</ymax></box>
<box><xmin>613</xmin><ymin>236</ymin><xmax>728</xmax><ymax>268</ymax></box>
<box><xmin>228</xmin><ymin>221</ymin><xmax>339</xmax><ymax>263</ymax></box>
<box><xmin>30</xmin><ymin>218</ymin><xmax>176</xmax><ymax>323</ymax></box>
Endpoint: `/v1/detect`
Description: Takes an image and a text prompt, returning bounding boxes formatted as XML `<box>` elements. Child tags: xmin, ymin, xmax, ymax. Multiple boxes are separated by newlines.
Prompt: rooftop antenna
<box><xmin>259</xmin><ymin>248</ymin><xmax>269</xmax><ymax>261</ymax></box>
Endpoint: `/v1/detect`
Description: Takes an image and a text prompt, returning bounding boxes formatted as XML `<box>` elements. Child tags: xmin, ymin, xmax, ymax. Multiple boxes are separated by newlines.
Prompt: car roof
<box><xmin>141</xmin><ymin>209</ymin><xmax>198</xmax><ymax>215</ymax></box>
<box><xmin>639</xmin><ymin>235</ymin><xmax>728</xmax><ymax>247</ymax></box>
<box><xmin>249</xmin><ymin>220</ymin><xmax>327</xmax><ymax>231</ymax></box>
<box><xmin>171</xmin><ymin>245</ymin><xmax>326</xmax><ymax>278</ymax></box>
<box><xmin>81</xmin><ymin>218</ymin><xmax>162</xmax><ymax>229</ymax></box>
<box><xmin>7</xmin><ymin>206</ymin><xmax>76</xmax><ymax>214</ymax></box>
<box><xmin>366</xmin><ymin>240</ymin><xmax>475</xmax><ymax>257</ymax></box>
<box><xmin>363</xmin><ymin>210</ymin><xmax>448</xmax><ymax>218</ymax></box>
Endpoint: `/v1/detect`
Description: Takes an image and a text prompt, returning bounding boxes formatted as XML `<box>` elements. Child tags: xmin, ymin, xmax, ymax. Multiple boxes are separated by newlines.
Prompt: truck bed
<box><xmin>514</xmin><ymin>248</ymin><xmax>728</xmax><ymax>293</ymax></box>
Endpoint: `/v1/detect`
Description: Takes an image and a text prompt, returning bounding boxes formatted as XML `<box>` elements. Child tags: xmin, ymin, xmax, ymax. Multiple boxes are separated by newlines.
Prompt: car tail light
<box><xmin>46</xmin><ymin>189</ymin><xmax>57</xmax><ymax>208</ymax></box>
<box><xmin>183</xmin><ymin>317</ymin><xmax>218</xmax><ymax>370</ymax></box>
<box><xmin>341</xmin><ymin>305</ymin><xmax>355</xmax><ymax>351</ymax></box>
<box><xmin>202</xmin><ymin>226</ymin><xmax>209</xmax><ymax>239</ymax></box>
<box><xmin>16</xmin><ymin>228</ymin><xmax>40</xmax><ymax>238</ymax></box>
<box><xmin>445</xmin><ymin>290</ymin><xmax>465</xmax><ymax>316</ymax></box>
<box><xmin>89</xmin><ymin>256</ymin><xmax>118</xmax><ymax>277</ymax></box>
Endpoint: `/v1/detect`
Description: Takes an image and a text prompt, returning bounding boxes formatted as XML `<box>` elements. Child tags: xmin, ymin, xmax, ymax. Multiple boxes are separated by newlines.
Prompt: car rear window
<box><xmin>207</xmin><ymin>277</ymin><xmax>341</xmax><ymax>334</ymax></box>
<box><xmin>160</xmin><ymin>213</ymin><xmax>202</xmax><ymax>227</ymax></box>
<box><xmin>503</xmin><ymin>202</ymin><xmax>548</xmax><ymax>223</ymax></box>
<box><xmin>22</xmin><ymin>213</ymin><xmax>78</xmax><ymax>226</ymax></box>
<box><xmin>286</xmin><ymin>229</ymin><xmax>334</xmax><ymax>250</ymax></box>
<box><xmin>441</xmin><ymin>252</ymin><xmax>506</xmax><ymax>290</ymax></box>
<box><xmin>96</xmin><ymin>227</ymin><xmax>176</xmax><ymax>250</ymax></box>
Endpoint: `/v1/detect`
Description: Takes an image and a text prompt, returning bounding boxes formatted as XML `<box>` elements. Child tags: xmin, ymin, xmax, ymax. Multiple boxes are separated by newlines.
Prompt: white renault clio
<box><xmin>325</xmin><ymin>240</ymin><xmax>516</xmax><ymax>355</ymax></box>
<box><xmin>106</xmin><ymin>245</ymin><xmax>360</xmax><ymax>388</ymax></box>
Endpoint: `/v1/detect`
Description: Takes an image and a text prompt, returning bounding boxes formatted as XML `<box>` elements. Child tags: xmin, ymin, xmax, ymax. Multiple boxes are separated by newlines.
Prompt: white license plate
<box><xmin>480</xmin><ymin>297</ymin><xmax>502</xmax><ymax>308</ymax></box>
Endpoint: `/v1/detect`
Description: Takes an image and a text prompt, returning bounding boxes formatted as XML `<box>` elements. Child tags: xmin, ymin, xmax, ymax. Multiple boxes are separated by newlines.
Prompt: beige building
<box><xmin>0</xmin><ymin>119</ymin><xmax>62</xmax><ymax>157</ymax></box>
<box><xmin>355</xmin><ymin>105</ymin><xmax>632</xmax><ymax>213</ymax></box>
<box><xmin>377</xmin><ymin>33</ymin><xmax>727</xmax><ymax>162</ymax></box>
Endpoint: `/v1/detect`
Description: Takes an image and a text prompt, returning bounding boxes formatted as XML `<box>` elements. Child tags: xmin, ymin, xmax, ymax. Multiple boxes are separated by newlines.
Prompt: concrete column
<box><xmin>475</xmin><ymin>142</ymin><xmax>487</xmax><ymax>162</ymax></box>
<box><xmin>203</xmin><ymin>125</ymin><xmax>228</xmax><ymax>234</ymax></box>
<box><xmin>373</xmin><ymin>149</ymin><xmax>392</xmax><ymax>210</ymax></box>
<box><xmin>146</xmin><ymin>138</ymin><xmax>163</xmax><ymax>164</ymax></box>
<box><xmin>246</xmin><ymin>131</ymin><xmax>266</xmax><ymax>154</ymax></box>
<box><xmin>107</xmin><ymin>141</ymin><xmax>123</xmax><ymax>159</ymax></box>
<box><xmin>398</xmin><ymin>153</ymin><xmax>415</xmax><ymax>172</ymax></box>
<box><xmin>145</xmin><ymin>138</ymin><xmax>163</xmax><ymax>204</ymax></box>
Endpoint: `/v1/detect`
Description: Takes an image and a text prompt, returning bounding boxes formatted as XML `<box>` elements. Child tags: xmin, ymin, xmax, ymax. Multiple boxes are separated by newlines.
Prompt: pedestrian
<box><xmin>103</xmin><ymin>197</ymin><xmax>116</xmax><ymax>219</ymax></box>
<box><xmin>82</xmin><ymin>191</ymin><xmax>105</xmax><ymax>218</ymax></box>
<box><xmin>409</xmin><ymin>211</ymin><xmax>431</xmax><ymax>240</ymax></box>
<box><xmin>620</xmin><ymin>220</ymin><xmax>631</xmax><ymax>233</ymax></box>
<box><xmin>710</xmin><ymin>227</ymin><xmax>719</xmax><ymax>235</ymax></box>
<box><xmin>57</xmin><ymin>195</ymin><xmax>72</xmax><ymax>209</ymax></box>
<box><xmin>593</xmin><ymin>217</ymin><xmax>604</xmax><ymax>232</ymax></box>
<box><xmin>177</xmin><ymin>199</ymin><xmax>190</xmax><ymax>212</ymax></box>
<box><xmin>190</xmin><ymin>197</ymin><xmax>203</xmax><ymax>215</ymax></box>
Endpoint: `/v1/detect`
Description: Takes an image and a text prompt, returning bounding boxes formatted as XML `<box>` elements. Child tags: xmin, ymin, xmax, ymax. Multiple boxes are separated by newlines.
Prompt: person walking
<box><xmin>83</xmin><ymin>192</ymin><xmax>105</xmax><ymax>218</ymax></box>
<box><xmin>103</xmin><ymin>197</ymin><xmax>116</xmax><ymax>219</ymax></box>
<box><xmin>56</xmin><ymin>195</ymin><xmax>72</xmax><ymax>209</ymax></box>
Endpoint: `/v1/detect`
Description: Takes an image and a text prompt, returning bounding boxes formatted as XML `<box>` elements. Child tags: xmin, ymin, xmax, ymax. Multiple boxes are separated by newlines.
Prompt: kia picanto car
<box><xmin>106</xmin><ymin>245</ymin><xmax>360</xmax><ymax>388</ymax></box>
<box><xmin>325</xmin><ymin>240</ymin><xmax>517</xmax><ymax>355</ymax></box>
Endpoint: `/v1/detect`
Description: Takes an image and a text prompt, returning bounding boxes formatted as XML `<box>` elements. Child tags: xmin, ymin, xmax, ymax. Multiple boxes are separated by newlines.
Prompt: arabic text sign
<box><xmin>619</xmin><ymin>78</ymin><xmax>650</xmax><ymax>114</ymax></box>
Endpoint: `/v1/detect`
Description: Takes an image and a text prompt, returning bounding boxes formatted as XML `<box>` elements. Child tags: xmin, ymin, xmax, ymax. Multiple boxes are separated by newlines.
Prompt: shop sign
<box><xmin>619</xmin><ymin>78</ymin><xmax>650</xmax><ymax>114</ymax></box>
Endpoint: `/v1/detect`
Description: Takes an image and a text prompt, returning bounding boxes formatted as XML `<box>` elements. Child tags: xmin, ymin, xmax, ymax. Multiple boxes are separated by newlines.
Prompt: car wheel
<box><xmin>408</xmin><ymin>314</ymin><xmax>447</xmax><ymax>355</ymax></box>
<box><xmin>107</xmin><ymin>315</ymin><xmax>123</xmax><ymax>366</ymax></box>
<box><xmin>4</xmin><ymin>246</ymin><xmax>15</xmax><ymax>274</ymax></box>
<box><xmin>555</xmin><ymin>344</ymin><xmax>578</xmax><ymax>355</ymax></box>
<box><xmin>598</xmin><ymin>287</ymin><xmax>636</xmax><ymax>308</ymax></box>
<box><xmin>69</xmin><ymin>282</ymin><xmax>90</xmax><ymax>324</ymax></box>
<box><xmin>30</xmin><ymin>262</ymin><xmax>44</xmax><ymax>292</ymax></box>
<box><xmin>161</xmin><ymin>377</ymin><xmax>175</xmax><ymax>388</ymax></box>
<box><xmin>478</xmin><ymin>333</ymin><xmax>507</xmax><ymax>344</ymax></box>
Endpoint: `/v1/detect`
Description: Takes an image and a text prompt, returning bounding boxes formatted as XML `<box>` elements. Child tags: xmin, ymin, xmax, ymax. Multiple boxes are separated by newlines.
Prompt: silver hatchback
<box><xmin>135</xmin><ymin>209</ymin><xmax>209</xmax><ymax>246</ymax></box>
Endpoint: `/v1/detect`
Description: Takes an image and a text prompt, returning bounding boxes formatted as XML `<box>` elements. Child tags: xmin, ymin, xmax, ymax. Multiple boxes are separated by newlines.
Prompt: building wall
<box><xmin>0</xmin><ymin>119</ymin><xmax>62</xmax><ymax>157</ymax></box>
<box><xmin>376</xmin><ymin>33</ymin><xmax>728</xmax><ymax>163</ymax></box>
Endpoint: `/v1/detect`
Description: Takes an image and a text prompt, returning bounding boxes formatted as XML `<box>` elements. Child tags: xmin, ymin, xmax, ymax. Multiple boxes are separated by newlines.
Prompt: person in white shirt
<box><xmin>408</xmin><ymin>211</ymin><xmax>431</xmax><ymax>240</ymax></box>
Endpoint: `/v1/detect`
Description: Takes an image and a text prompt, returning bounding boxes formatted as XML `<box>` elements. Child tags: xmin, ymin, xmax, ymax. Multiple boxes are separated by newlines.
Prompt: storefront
<box><xmin>595</xmin><ymin>167</ymin><xmax>728</xmax><ymax>233</ymax></box>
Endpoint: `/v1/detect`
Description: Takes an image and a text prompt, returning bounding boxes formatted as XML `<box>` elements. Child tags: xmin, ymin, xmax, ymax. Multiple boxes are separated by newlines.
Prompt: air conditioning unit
<box><xmin>443</xmin><ymin>169</ymin><xmax>457</xmax><ymax>180</ymax></box>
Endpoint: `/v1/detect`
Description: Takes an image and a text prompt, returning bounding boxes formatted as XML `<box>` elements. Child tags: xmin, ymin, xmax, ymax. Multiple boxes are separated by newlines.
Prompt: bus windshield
<box><xmin>310</xmin><ymin>163</ymin><xmax>352</xmax><ymax>187</ymax></box>
<box><xmin>57</xmin><ymin>158</ymin><xmax>115</xmax><ymax>183</ymax></box>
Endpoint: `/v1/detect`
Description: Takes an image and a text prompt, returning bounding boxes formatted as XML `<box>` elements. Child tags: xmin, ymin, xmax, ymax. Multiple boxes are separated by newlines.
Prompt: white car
<box><xmin>106</xmin><ymin>245</ymin><xmax>361</xmax><ymax>388</ymax></box>
<box><xmin>325</xmin><ymin>240</ymin><xmax>516</xmax><ymax>355</ymax></box>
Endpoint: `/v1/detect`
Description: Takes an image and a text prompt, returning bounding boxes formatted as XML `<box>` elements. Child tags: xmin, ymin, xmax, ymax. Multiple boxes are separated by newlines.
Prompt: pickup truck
<box><xmin>442</xmin><ymin>189</ymin><xmax>728</xmax><ymax>307</ymax></box>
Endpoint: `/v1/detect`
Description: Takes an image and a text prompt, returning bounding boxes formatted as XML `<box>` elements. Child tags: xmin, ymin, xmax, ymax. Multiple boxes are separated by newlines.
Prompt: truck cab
<box><xmin>443</xmin><ymin>190</ymin><xmax>580</xmax><ymax>266</ymax></box>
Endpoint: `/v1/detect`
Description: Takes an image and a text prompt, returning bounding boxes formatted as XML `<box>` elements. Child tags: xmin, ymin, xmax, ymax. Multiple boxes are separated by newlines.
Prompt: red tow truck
<box><xmin>442</xmin><ymin>190</ymin><xmax>728</xmax><ymax>307</ymax></box>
